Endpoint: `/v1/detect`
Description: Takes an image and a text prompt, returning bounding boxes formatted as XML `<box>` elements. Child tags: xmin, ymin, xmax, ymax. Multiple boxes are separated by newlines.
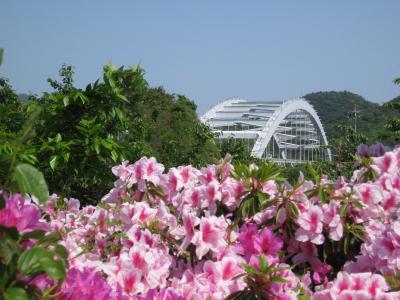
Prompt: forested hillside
<box><xmin>304</xmin><ymin>91</ymin><xmax>399</xmax><ymax>143</ymax></box>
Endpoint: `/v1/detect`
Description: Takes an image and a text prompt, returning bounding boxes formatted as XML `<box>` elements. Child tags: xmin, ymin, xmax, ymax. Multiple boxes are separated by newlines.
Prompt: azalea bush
<box><xmin>3</xmin><ymin>146</ymin><xmax>400</xmax><ymax>299</ymax></box>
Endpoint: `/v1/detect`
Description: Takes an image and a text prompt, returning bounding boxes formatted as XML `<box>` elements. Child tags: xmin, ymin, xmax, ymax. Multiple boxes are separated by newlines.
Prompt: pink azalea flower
<box><xmin>295</xmin><ymin>206</ymin><xmax>325</xmax><ymax>245</ymax></box>
<box><xmin>192</xmin><ymin>216</ymin><xmax>228</xmax><ymax>259</ymax></box>
<box><xmin>129</xmin><ymin>157</ymin><xmax>164</xmax><ymax>190</ymax></box>
<box><xmin>262</xmin><ymin>180</ymin><xmax>278</xmax><ymax>196</ymax></box>
<box><xmin>221</xmin><ymin>178</ymin><xmax>245</xmax><ymax>210</ymax></box>
<box><xmin>382</xmin><ymin>191</ymin><xmax>400</xmax><ymax>214</ymax></box>
<box><xmin>372</xmin><ymin>152</ymin><xmax>397</xmax><ymax>175</ymax></box>
<box><xmin>117</xmin><ymin>270</ymin><xmax>145</xmax><ymax>296</ymax></box>
<box><xmin>200</xmin><ymin>165</ymin><xmax>218</xmax><ymax>184</ymax></box>
<box><xmin>203</xmin><ymin>256</ymin><xmax>244</xmax><ymax>290</ymax></box>
<box><xmin>355</xmin><ymin>183</ymin><xmax>382</xmax><ymax>206</ymax></box>
<box><xmin>201</xmin><ymin>181</ymin><xmax>222</xmax><ymax>214</ymax></box>
<box><xmin>170</xmin><ymin>213</ymin><xmax>199</xmax><ymax>251</ymax></box>
<box><xmin>314</xmin><ymin>272</ymin><xmax>395</xmax><ymax>300</ymax></box>
<box><xmin>131</xmin><ymin>201</ymin><xmax>158</xmax><ymax>224</ymax></box>
<box><xmin>291</xmin><ymin>241</ymin><xmax>319</xmax><ymax>265</ymax></box>
<box><xmin>112</xmin><ymin>160</ymin><xmax>131</xmax><ymax>182</ymax></box>
<box><xmin>322</xmin><ymin>201</ymin><xmax>343</xmax><ymax>241</ymax></box>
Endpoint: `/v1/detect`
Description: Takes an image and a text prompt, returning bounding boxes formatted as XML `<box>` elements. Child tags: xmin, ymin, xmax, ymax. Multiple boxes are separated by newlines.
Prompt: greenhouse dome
<box><xmin>201</xmin><ymin>98</ymin><xmax>331</xmax><ymax>164</ymax></box>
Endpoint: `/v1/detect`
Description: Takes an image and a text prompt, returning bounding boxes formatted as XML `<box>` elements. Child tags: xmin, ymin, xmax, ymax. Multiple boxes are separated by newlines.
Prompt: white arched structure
<box><xmin>201</xmin><ymin>98</ymin><xmax>331</xmax><ymax>164</ymax></box>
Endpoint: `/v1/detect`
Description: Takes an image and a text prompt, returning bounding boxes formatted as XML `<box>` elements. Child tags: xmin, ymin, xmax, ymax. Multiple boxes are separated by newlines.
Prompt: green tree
<box><xmin>136</xmin><ymin>87</ymin><xmax>219</xmax><ymax>168</ymax></box>
<box><xmin>30</xmin><ymin>64</ymin><xmax>220</xmax><ymax>204</ymax></box>
<box><xmin>0</xmin><ymin>63</ymin><xmax>220</xmax><ymax>204</ymax></box>
<box><xmin>330</xmin><ymin>124</ymin><xmax>366</xmax><ymax>162</ymax></box>
<box><xmin>382</xmin><ymin>77</ymin><xmax>400</xmax><ymax>144</ymax></box>
<box><xmin>33</xmin><ymin>64</ymin><xmax>147</xmax><ymax>204</ymax></box>
<box><xmin>218</xmin><ymin>137</ymin><xmax>259</xmax><ymax>164</ymax></box>
<box><xmin>304</xmin><ymin>91</ymin><xmax>397</xmax><ymax>144</ymax></box>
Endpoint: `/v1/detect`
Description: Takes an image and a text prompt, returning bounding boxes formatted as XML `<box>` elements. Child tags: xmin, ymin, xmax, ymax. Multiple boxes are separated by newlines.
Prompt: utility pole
<box><xmin>352</xmin><ymin>104</ymin><xmax>360</xmax><ymax>132</ymax></box>
<box><xmin>346</xmin><ymin>103</ymin><xmax>360</xmax><ymax>132</ymax></box>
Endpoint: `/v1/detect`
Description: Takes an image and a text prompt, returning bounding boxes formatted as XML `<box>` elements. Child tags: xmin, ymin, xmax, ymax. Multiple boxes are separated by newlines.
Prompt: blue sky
<box><xmin>1</xmin><ymin>1</ymin><xmax>399</xmax><ymax>113</ymax></box>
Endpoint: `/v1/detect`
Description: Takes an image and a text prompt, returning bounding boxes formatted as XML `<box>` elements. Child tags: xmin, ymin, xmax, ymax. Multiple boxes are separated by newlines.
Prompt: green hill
<box><xmin>303</xmin><ymin>91</ymin><xmax>399</xmax><ymax>144</ymax></box>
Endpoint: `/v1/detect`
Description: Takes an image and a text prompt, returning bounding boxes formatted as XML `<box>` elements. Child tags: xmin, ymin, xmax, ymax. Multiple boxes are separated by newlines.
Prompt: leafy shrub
<box><xmin>2</xmin><ymin>147</ymin><xmax>400</xmax><ymax>298</ymax></box>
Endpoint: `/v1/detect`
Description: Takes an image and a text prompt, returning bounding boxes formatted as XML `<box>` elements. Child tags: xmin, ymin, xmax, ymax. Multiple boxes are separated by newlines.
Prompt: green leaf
<box><xmin>259</xmin><ymin>255</ymin><xmax>268</xmax><ymax>274</ymax></box>
<box><xmin>4</xmin><ymin>287</ymin><xmax>29</xmax><ymax>300</ymax></box>
<box><xmin>318</xmin><ymin>187</ymin><xmax>328</xmax><ymax>203</ymax></box>
<box><xmin>0</xmin><ymin>193</ymin><xmax>5</xmax><ymax>209</ymax></box>
<box><xmin>240</xmin><ymin>199</ymin><xmax>250</xmax><ymax>218</ymax></box>
<box><xmin>244</xmin><ymin>264</ymin><xmax>260</xmax><ymax>276</ymax></box>
<box><xmin>344</xmin><ymin>235</ymin><xmax>349</xmax><ymax>255</ymax></box>
<box><xmin>352</xmin><ymin>199</ymin><xmax>364</xmax><ymax>209</ymax></box>
<box><xmin>0</xmin><ymin>48</ymin><xmax>3</xmax><ymax>66</ymax></box>
<box><xmin>14</xmin><ymin>163</ymin><xmax>49</xmax><ymax>204</ymax></box>
<box><xmin>20</xmin><ymin>230</ymin><xmax>47</xmax><ymax>242</ymax></box>
<box><xmin>111</xmin><ymin>150</ymin><xmax>119</xmax><ymax>162</ymax></box>
<box><xmin>339</xmin><ymin>202</ymin><xmax>349</xmax><ymax>218</ymax></box>
<box><xmin>0</xmin><ymin>225</ymin><xmax>19</xmax><ymax>240</ymax></box>
<box><xmin>54</xmin><ymin>244</ymin><xmax>69</xmax><ymax>260</ymax></box>
<box><xmin>94</xmin><ymin>141</ymin><xmax>100</xmax><ymax>155</ymax></box>
<box><xmin>39</xmin><ymin>255</ymin><xmax>66</xmax><ymax>280</ymax></box>
<box><xmin>55</xmin><ymin>133</ymin><xmax>62</xmax><ymax>143</ymax></box>
<box><xmin>38</xmin><ymin>232</ymin><xmax>62</xmax><ymax>245</ymax></box>
<box><xmin>257</xmin><ymin>191</ymin><xmax>267</xmax><ymax>205</ymax></box>
<box><xmin>270</xmin><ymin>276</ymin><xmax>287</xmax><ymax>283</ymax></box>
<box><xmin>0</xmin><ymin>235</ymin><xmax>19</xmax><ymax>264</ymax></box>
<box><xmin>288</xmin><ymin>202</ymin><xmax>300</xmax><ymax>218</ymax></box>
<box><xmin>307</xmin><ymin>162</ymin><xmax>320</xmax><ymax>182</ymax></box>
<box><xmin>17</xmin><ymin>247</ymin><xmax>50</xmax><ymax>276</ymax></box>
<box><xmin>49</xmin><ymin>156</ymin><xmax>58</xmax><ymax>171</ymax></box>
<box><xmin>62</xmin><ymin>152</ymin><xmax>70</xmax><ymax>162</ymax></box>
<box><xmin>63</xmin><ymin>96</ymin><xmax>69</xmax><ymax>106</ymax></box>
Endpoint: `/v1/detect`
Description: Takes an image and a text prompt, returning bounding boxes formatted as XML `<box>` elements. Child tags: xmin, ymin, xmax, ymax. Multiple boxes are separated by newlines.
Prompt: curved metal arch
<box><xmin>201</xmin><ymin>97</ymin><xmax>331</xmax><ymax>163</ymax></box>
<box><xmin>250</xmin><ymin>98</ymin><xmax>331</xmax><ymax>160</ymax></box>
<box><xmin>200</xmin><ymin>98</ymin><xmax>247</xmax><ymax>124</ymax></box>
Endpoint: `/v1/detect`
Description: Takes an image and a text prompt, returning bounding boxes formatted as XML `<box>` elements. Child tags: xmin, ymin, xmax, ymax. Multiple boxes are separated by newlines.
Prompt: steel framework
<box><xmin>201</xmin><ymin>98</ymin><xmax>331</xmax><ymax>164</ymax></box>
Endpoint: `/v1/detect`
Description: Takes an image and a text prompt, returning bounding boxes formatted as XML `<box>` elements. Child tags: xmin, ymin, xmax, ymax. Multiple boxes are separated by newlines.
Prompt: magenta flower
<box><xmin>0</xmin><ymin>192</ymin><xmax>48</xmax><ymax>232</ymax></box>
<box><xmin>253</xmin><ymin>227</ymin><xmax>283</xmax><ymax>257</ymax></box>
<box><xmin>138</xmin><ymin>288</ymin><xmax>185</xmax><ymax>300</ymax></box>
<box><xmin>59</xmin><ymin>267</ymin><xmax>112</xmax><ymax>300</ymax></box>
<box><xmin>236</xmin><ymin>224</ymin><xmax>258</xmax><ymax>259</ymax></box>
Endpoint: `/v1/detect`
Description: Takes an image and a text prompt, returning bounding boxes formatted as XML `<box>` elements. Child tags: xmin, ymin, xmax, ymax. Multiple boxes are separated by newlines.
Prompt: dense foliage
<box><xmin>0</xmin><ymin>64</ymin><xmax>220</xmax><ymax>205</ymax></box>
<box><xmin>304</xmin><ymin>91</ymin><xmax>399</xmax><ymax>144</ymax></box>
<box><xmin>2</xmin><ymin>148</ymin><xmax>400</xmax><ymax>299</ymax></box>
<box><xmin>383</xmin><ymin>78</ymin><xmax>400</xmax><ymax>144</ymax></box>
